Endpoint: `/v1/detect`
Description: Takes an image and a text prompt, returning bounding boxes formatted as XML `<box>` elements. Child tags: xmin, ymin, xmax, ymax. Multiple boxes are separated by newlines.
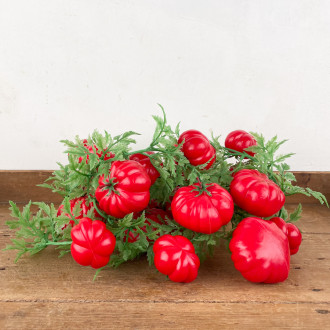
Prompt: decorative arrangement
<box><xmin>4</xmin><ymin>106</ymin><xmax>328</xmax><ymax>283</ymax></box>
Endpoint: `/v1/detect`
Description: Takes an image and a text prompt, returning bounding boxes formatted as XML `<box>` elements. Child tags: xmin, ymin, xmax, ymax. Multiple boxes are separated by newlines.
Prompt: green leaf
<box><xmin>305</xmin><ymin>188</ymin><xmax>329</xmax><ymax>207</ymax></box>
<box><xmin>288</xmin><ymin>204</ymin><xmax>303</xmax><ymax>223</ymax></box>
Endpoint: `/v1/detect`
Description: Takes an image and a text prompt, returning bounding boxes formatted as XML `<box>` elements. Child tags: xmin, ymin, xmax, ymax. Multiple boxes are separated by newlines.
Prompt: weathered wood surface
<box><xmin>0</xmin><ymin>170</ymin><xmax>329</xmax><ymax>204</ymax></box>
<box><xmin>1</xmin><ymin>204</ymin><xmax>330</xmax><ymax>329</ymax></box>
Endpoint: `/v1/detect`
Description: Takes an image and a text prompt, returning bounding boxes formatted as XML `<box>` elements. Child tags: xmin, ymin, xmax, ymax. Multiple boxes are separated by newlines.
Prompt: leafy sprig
<box><xmin>4</xmin><ymin>201</ymin><xmax>72</xmax><ymax>262</ymax></box>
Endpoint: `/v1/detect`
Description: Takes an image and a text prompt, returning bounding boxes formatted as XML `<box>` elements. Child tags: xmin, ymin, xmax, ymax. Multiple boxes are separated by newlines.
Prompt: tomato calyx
<box><xmin>100</xmin><ymin>177</ymin><xmax>120</xmax><ymax>196</ymax></box>
<box><xmin>190</xmin><ymin>182</ymin><xmax>212</xmax><ymax>197</ymax></box>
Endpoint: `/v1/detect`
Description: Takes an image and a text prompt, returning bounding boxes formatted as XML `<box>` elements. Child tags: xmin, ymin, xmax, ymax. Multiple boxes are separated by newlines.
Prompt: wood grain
<box><xmin>1</xmin><ymin>302</ymin><xmax>329</xmax><ymax>329</ymax></box>
<box><xmin>1</xmin><ymin>204</ymin><xmax>330</xmax><ymax>329</ymax></box>
<box><xmin>0</xmin><ymin>170</ymin><xmax>62</xmax><ymax>204</ymax></box>
<box><xmin>0</xmin><ymin>170</ymin><xmax>329</xmax><ymax>204</ymax></box>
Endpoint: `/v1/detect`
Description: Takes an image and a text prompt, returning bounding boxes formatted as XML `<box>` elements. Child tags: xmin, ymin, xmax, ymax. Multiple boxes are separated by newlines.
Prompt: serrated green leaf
<box><xmin>288</xmin><ymin>204</ymin><xmax>303</xmax><ymax>223</ymax></box>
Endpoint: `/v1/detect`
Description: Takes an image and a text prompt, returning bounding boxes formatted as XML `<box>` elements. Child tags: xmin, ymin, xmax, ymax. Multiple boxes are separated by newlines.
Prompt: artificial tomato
<box><xmin>270</xmin><ymin>217</ymin><xmax>302</xmax><ymax>255</ymax></box>
<box><xmin>225</xmin><ymin>130</ymin><xmax>257</xmax><ymax>156</ymax></box>
<box><xmin>230</xmin><ymin>169</ymin><xmax>285</xmax><ymax>217</ymax></box>
<box><xmin>171</xmin><ymin>183</ymin><xmax>234</xmax><ymax>234</ymax></box>
<box><xmin>78</xmin><ymin>139</ymin><xmax>115</xmax><ymax>163</ymax></box>
<box><xmin>125</xmin><ymin>208</ymin><xmax>171</xmax><ymax>243</ymax></box>
<box><xmin>229</xmin><ymin>217</ymin><xmax>290</xmax><ymax>283</ymax></box>
<box><xmin>57</xmin><ymin>196</ymin><xmax>102</xmax><ymax>229</ymax></box>
<box><xmin>153</xmin><ymin>234</ymin><xmax>200</xmax><ymax>283</ymax></box>
<box><xmin>129</xmin><ymin>152</ymin><xmax>160</xmax><ymax>185</ymax></box>
<box><xmin>148</xmin><ymin>199</ymin><xmax>162</xmax><ymax>209</ymax></box>
<box><xmin>95</xmin><ymin>160</ymin><xmax>151</xmax><ymax>218</ymax></box>
<box><xmin>286</xmin><ymin>223</ymin><xmax>302</xmax><ymax>255</ymax></box>
<box><xmin>71</xmin><ymin>217</ymin><xmax>116</xmax><ymax>269</ymax></box>
<box><xmin>178</xmin><ymin>130</ymin><xmax>216</xmax><ymax>169</ymax></box>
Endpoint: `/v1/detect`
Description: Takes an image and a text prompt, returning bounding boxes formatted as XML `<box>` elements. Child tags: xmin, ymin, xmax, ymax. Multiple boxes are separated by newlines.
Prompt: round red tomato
<box><xmin>95</xmin><ymin>160</ymin><xmax>151</xmax><ymax>218</ymax></box>
<box><xmin>270</xmin><ymin>217</ymin><xmax>302</xmax><ymax>255</ymax></box>
<box><xmin>286</xmin><ymin>223</ymin><xmax>302</xmax><ymax>255</ymax></box>
<box><xmin>78</xmin><ymin>139</ymin><xmax>115</xmax><ymax>163</ymax></box>
<box><xmin>178</xmin><ymin>130</ymin><xmax>216</xmax><ymax>169</ymax></box>
<box><xmin>71</xmin><ymin>217</ymin><xmax>116</xmax><ymax>269</ymax></box>
<box><xmin>171</xmin><ymin>183</ymin><xmax>234</xmax><ymax>234</ymax></box>
<box><xmin>229</xmin><ymin>217</ymin><xmax>290</xmax><ymax>283</ymax></box>
<box><xmin>57</xmin><ymin>196</ymin><xmax>102</xmax><ymax>229</ymax></box>
<box><xmin>225</xmin><ymin>130</ymin><xmax>257</xmax><ymax>156</ymax></box>
<box><xmin>230</xmin><ymin>169</ymin><xmax>285</xmax><ymax>217</ymax></box>
<box><xmin>125</xmin><ymin>208</ymin><xmax>171</xmax><ymax>243</ymax></box>
<box><xmin>153</xmin><ymin>234</ymin><xmax>200</xmax><ymax>283</ymax></box>
<box><xmin>129</xmin><ymin>152</ymin><xmax>160</xmax><ymax>185</ymax></box>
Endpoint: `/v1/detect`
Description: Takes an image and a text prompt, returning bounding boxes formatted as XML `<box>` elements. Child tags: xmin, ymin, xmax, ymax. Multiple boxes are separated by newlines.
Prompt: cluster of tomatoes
<box><xmin>59</xmin><ymin>129</ymin><xmax>302</xmax><ymax>284</ymax></box>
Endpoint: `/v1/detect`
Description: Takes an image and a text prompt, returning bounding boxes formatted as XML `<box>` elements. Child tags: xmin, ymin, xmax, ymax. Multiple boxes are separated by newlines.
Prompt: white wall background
<box><xmin>1</xmin><ymin>0</ymin><xmax>330</xmax><ymax>170</ymax></box>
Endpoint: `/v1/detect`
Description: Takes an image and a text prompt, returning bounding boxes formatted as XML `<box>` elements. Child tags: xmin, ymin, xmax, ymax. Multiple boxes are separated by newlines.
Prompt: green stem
<box><xmin>92</xmin><ymin>198</ymin><xmax>114</xmax><ymax>225</ymax></box>
<box><xmin>71</xmin><ymin>168</ymin><xmax>91</xmax><ymax>177</ymax></box>
<box><xmin>127</xmin><ymin>147</ymin><xmax>160</xmax><ymax>156</ymax></box>
<box><xmin>278</xmin><ymin>207</ymin><xmax>283</xmax><ymax>219</ymax></box>
<box><xmin>46</xmin><ymin>241</ymin><xmax>72</xmax><ymax>246</ymax></box>
<box><xmin>223</xmin><ymin>147</ymin><xmax>255</xmax><ymax>161</ymax></box>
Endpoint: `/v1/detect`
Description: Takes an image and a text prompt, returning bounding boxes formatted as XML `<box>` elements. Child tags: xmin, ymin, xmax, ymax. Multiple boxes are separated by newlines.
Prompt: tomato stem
<box><xmin>46</xmin><ymin>241</ymin><xmax>72</xmax><ymax>246</ymax></box>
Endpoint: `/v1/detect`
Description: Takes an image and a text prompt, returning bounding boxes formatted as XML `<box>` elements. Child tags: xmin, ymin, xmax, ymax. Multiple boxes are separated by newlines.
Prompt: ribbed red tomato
<box><xmin>71</xmin><ymin>217</ymin><xmax>116</xmax><ymax>269</ymax></box>
<box><xmin>129</xmin><ymin>152</ymin><xmax>160</xmax><ymax>185</ymax></box>
<box><xmin>271</xmin><ymin>217</ymin><xmax>302</xmax><ymax>255</ymax></box>
<box><xmin>57</xmin><ymin>196</ymin><xmax>102</xmax><ymax>229</ymax></box>
<box><xmin>95</xmin><ymin>160</ymin><xmax>151</xmax><ymax>218</ymax></box>
<box><xmin>78</xmin><ymin>139</ymin><xmax>114</xmax><ymax>163</ymax></box>
<box><xmin>153</xmin><ymin>234</ymin><xmax>200</xmax><ymax>283</ymax></box>
<box><xmin>229</xmin><ymin>217</ymin><xmax>290</xmax><ymax>283</ymax></box>
<box><xmin>230</xmin><ymin>169</ymin><xmax>285</xmax><ymax>217</ymax></box>
<box><xmin>171</xmin><ymin>183</ymin><xmax>234</xmax><ymax>234</ymax></box>
<box><xmin>125</xmin><ymin>208</ymin><xmax>171</xmax><ymax>243</ymax></box>
<box><xmin>178</xmin><ymin>130</ymin><xmax>216</xmax><ymax>169</ymax></box>
<box><xmin>225</xmin><ymin>130</ymin><xmax>257</xmax><ymax>156</ymax></box>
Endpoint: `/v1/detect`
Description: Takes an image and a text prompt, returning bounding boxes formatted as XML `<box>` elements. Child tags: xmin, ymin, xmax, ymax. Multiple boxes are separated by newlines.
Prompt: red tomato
<box><xmin>71</xmin><ymin>218</ymin><xmax>116</xmax><ymax>269</ymax></box>
<box><xmin>95</xmin><ymin>160</ymin><xmax>151</xmax><ymax>218</ymax></box>
<box><xmin>171</xmin><ymin>183</ymin><xmax>234</xmax><ymax>234</ymax></box>
<box><xmin>270</xmin><ymin>217</ymin><xmax>302</xmax><ymax>255</ymax></box>
<box><xmin>229</xmin><ymin>217</ymin><xmax>290</xmax><ymax>283</ymax></box>
<box><xmin>148</xmin><ymin>199</ymin><xmax>162</xmax><ymax>209</ymax></box>
<box><xmin>125</xmin><ymin>208</ymin><xmax>171</xmax><ymax>243</ymax></box>
<box><xmin>129</xmin><ymin>152</ymin><xmax>160</xmax><ymax>185</ymax></box>
<box><xmin>153</xmin><ymin>234</ymin><xmax>200</xmax><ymax>283</ymax></box>
<box><xmin>78</xmin><ymin>139</ymin><xmax>115</xmax><ymax>163</ymax></box>
<box><xmin>178</xmin><ymin>130</ymin><xmax>216</xmax><ymax>169</ymax></box>
<box><xmin>225</xmin><ymin>130</ymin><xmax>257</xmax><ymax>156</ymax></box>
<box><xmin>230</xmin><ymin>169</ymin><xmax>285</xmax><ymax>217</ymax></box>
<box><xmin>57</xmin><ymin>196</ymin><xmax>102</xmax><ymax>229</ymax></box>
<box><xmin>286</xmin><ymin>223</ymin><xmax>302</xmax><ymax>255</ymax></box>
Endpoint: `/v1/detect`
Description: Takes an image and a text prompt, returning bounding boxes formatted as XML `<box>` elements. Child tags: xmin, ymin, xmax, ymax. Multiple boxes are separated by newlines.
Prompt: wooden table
<box><xmin>1</xmin><ymin>203</ymin><xmax>329</xmax><ymax>329</ymax></box>
<box><xmin>0</xmin><ymin>171</ymin><xmax>330</xmax><ymax>329</ymax></box>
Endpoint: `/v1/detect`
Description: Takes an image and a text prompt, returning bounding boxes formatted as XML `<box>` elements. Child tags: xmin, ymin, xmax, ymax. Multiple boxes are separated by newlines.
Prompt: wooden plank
<box><xmin>0</xmin><ymin>170</ymin><xmax>62</xmax><ymax>204</ymax></box>
<box><xmin>1</xmin><ymin>205</ymin><xmax>330</xmax><ymax>306</ymax></box>
<box><xmin>286</xmin><ymin>171</ymin><xmax>330</xmax><ymax>204</ymax></box>
<box><xmin>1</xmin><ymin>301</ymin><xmax>329</xmax><ymax>329</ymax></box>
<box><xmin>0</xmin><ymin>170</ymin><xmax>329</xmax><ymax>204</ymax></box>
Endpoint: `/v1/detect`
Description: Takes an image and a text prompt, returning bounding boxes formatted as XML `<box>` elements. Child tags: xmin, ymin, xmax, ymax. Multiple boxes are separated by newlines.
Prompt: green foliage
<box><xmin>4</xmin><ymin>201</ymin><xmax>71</xmax><ymax>262</ymax></box>
<box><xmin>288</xmin><ymin>203</ymin><xmax>303</xmax><ymax>223</ymax></box>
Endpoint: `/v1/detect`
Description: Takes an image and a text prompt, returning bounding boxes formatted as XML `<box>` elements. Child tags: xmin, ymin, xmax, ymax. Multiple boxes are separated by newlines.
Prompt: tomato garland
<box><xmin>5</xmin><ymin>109</ymin><xmax>328</xmax><ymax>285</ymax></box>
